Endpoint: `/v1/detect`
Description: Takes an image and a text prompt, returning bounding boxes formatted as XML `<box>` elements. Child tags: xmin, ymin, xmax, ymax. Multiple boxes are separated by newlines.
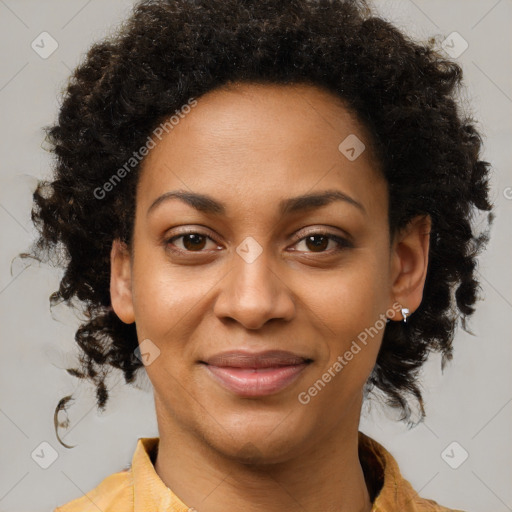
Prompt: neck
<box><xmin>153</xmin><ymin>400</ymin><xmax>373</xmax><ymax>512</ymax></box>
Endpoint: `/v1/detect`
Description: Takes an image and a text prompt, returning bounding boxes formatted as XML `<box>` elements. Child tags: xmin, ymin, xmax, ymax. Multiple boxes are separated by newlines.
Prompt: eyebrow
<box><xmin>147</xmin><ymin>189</ymin><xmax>367</xmax><ymax>217</ymax></box>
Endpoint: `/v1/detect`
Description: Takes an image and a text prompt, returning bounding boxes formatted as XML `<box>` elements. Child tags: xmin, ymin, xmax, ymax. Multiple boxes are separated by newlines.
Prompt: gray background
<box><xmin>0</xmin><ymin>1</ymin><xmax>511</xmax><ymax>511</ymax></box>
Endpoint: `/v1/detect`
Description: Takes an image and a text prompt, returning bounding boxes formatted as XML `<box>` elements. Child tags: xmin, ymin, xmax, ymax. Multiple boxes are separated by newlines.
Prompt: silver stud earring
<box><xmin>401</xmin><ymin>307</ymin><xmax>410</xmax><ymax>323</ymax></box>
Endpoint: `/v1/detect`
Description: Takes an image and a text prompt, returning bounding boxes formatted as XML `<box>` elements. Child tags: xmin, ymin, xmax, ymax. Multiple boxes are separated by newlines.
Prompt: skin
<box><xmin>110</xmin><ymin>82</ymin><xmax>431</xmax><ymax>512</ymax></box>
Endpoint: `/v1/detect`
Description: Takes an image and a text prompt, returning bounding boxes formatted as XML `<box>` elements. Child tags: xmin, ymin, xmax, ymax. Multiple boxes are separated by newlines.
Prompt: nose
<box><xmin>213</xmin><ymin>245</ymin><xmax>296</xmax><ymax>330</ymax></box>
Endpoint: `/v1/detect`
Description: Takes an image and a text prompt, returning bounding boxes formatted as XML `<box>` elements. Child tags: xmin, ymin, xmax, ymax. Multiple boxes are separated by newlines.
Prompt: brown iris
<box><xmin>304</xmin><ymin>235</ymin><xmax>329</xmax><ymax>252</ymax></box>
<box><xmin>182</xmin><ymin>234</ymin><xmax>207</xmax><ymax>251</ymax></box>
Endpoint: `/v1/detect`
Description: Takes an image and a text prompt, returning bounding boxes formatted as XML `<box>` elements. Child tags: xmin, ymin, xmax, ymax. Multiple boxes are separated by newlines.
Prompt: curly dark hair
<box><xmin>21</xmin><ymin>0</ymin><xmax>494</xmax><ymax>447</ymax></box>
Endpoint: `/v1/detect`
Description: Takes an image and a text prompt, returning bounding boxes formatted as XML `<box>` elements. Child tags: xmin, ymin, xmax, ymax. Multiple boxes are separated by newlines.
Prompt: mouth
<box><xmin>199</xmin><ymin>350</ymin><xmax>313</xmax><ymax>398</ymax></box>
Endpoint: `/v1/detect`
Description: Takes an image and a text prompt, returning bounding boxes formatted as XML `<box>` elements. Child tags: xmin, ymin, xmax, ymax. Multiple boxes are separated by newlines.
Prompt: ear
<box><xmin>110</xmin><ymin>238</ymin><xmax>135</xmax><ymax>324</ymax></box>
<box><xmin>388</xmin><ymin>214</ymin><xmax>431</xmax><ymax>321</ymax></box>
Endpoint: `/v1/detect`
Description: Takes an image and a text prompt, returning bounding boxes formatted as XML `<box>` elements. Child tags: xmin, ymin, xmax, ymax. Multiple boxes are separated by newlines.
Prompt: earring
<box><xmin>401</xmin><ymin>307</ymin><xmax>410</xmax><ymax>323</ymax></box>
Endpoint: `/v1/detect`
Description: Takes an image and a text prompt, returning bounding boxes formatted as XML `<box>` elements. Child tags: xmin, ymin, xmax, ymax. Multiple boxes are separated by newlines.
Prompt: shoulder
<box><xmin>358</xmin><ymin>432</ymin><xmax>467</xmax><ymax>512</ymax></box>
<box><xmin>54</xmin><ymin>468</ymin><xmax>132</xmax><ymax>512</ymax></box>
<box><xmin>380</xmin><ymin>476</ymin><xmax>467</xmax><ymax>512</ymax></box>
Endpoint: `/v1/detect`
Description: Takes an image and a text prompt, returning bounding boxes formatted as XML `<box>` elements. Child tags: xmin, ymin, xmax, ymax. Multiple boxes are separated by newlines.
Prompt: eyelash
<box><xmin>164</xmin><ymin>229</ymin><xmax>353</xmax><ymax>255</ymax></box>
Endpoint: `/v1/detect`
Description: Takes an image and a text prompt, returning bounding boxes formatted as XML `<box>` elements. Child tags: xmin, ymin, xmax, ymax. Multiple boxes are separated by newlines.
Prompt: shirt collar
<box><xmin>359</xmin><ymin>432</ymin><xmax>432</xmax><ymax>511</ymax></box>
<box><xmin>132</xmin><ymin>437</ymin><xmax>189</xmax><ymax>512</ymax></box>
<box><xmin>130</xmin><ymin>432</ymin><xmax>424</xmax><ymax>512</ymax></box>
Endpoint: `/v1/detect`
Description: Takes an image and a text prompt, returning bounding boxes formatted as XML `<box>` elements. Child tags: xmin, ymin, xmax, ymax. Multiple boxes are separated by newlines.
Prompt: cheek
<box><xmin>130</xmin><ymin>252</ymin><xmax>208</xmax><ymax>338</ymax></box>
<box><xmin>301</xmin><ymin>251</ymin><xmax>387</xmax><ymax>382</ymax></box>
<box><xmin>131</xmin><ymin>272</ymin><xmax>179</xmax><ymax>335</ymax></box>
<box><xmin>309</xmin><ymin>250</ymin><xmax>387</xmax><ymax>330</ymax></box>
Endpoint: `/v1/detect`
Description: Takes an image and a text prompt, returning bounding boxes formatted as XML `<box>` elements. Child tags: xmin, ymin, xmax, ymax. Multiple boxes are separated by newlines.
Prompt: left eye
<box><xmin>292</xmin><ymin>233</ymin><xmax>350</xmax><ymax>253</ymax></box>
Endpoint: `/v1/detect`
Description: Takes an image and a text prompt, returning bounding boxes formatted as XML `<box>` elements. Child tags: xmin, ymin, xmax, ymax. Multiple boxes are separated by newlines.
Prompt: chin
<box><xmin>219</xmin><ymin>436</ymin><xmax>301</xmax><ymax>466</ymax></box>
<box><xmin>201</xmin><ymin>411</ymin><xmax>310</xmax><ymax>465</ymax></box>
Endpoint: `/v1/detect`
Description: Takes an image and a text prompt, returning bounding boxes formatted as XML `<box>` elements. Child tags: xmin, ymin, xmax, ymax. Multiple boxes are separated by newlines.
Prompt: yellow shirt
<box><xmin>55</xmin><ymin>432</ymin><xmax>464</xmax><ymax>511</ymax></box>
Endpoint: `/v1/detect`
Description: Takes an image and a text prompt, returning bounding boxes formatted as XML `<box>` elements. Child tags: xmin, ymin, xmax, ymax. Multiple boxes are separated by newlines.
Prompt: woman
<box><xmin>24</xmin><ymin>0</ymin><xmax>494</xmax><ymax>510</ymax></box>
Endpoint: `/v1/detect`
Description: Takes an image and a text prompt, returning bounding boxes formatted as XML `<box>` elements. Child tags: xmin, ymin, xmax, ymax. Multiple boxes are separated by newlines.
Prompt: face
<box><xmin>111</xmin><ymin>82</ymin><xmax>430</xmax><ymax>463</ymax></box>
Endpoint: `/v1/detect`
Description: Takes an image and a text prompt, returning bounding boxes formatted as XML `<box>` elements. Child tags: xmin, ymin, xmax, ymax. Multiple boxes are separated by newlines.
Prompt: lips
<box><xmin>200</xmin><ymin>350</ymin><xmax>312</xmax><ymax>398</ymax></box>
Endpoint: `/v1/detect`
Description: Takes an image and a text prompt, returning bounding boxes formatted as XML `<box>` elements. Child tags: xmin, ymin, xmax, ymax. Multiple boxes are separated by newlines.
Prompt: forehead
<box><xmin>137</xmin><ymin>82</ymin><xmax>386</xmax><ymax>219</ymax></box>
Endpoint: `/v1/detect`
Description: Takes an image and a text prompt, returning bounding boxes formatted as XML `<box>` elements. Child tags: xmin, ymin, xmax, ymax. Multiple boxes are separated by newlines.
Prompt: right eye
<box><xmin>164</xmin><ymin>231</ymin><xmax>221</xmax><ymax>253</ymax></box>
